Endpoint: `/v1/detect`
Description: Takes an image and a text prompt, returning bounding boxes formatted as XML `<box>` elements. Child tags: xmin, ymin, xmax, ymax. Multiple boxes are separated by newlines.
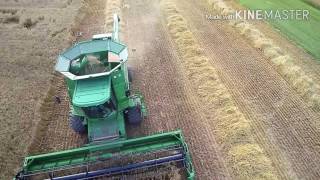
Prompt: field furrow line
<box><xmin>172</xmin><ymin>1</ymin><xmax>320</xmax><ymax>179</ymax></box>
<box><xmin>204</xmin><ymin>0</ymin><xmax>320</xmax><ymax>113</ymax></box>
<box><xmin>161</xmin><ymin>0</ymin><xmax>280</xmax><ymax>179</ymax></box>
<box><xmin>122</xmin><ymin>0</ymin><xmax>231</xmax><ymax>178</ymax></box>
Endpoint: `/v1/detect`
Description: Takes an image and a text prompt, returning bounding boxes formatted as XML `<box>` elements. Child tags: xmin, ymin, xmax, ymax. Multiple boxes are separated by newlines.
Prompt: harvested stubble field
<box><xmin>0</xmin><ymin>0</ymin><xmax>84</xmax><ymax>178</ymax></box>
<box><xmin>2</xmin><ymin>0</ymin><xmax>320</xmax><ymax>179</ymax></box>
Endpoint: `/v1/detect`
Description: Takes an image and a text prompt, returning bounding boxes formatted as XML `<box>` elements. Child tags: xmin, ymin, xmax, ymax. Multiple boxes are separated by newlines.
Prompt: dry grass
<box><xmin>22</xmin><ymin>18</ymin><xmax>38</xmax><ymax>28</ymax></box>
<box><xmin>0</xmin><ymin>8</ymin><xmax>18</xmax><ymax>15</ymax></box>
<box><xmin>0</xmin><ymin>0</ymin><xmax>84</xmax><ymax>178</ymax></box>
<box><xmin>2</xmin><ymin>15</ymin><xmax>19</xmax><ymax>23</ymax></box>
<box><xmin>228</xmin><ymin>144</ymin><xmax>276</xmax><ymax>180</ymax></box>
<box><xmin>206</xmin><ymin>0</ymin><xmax>320</xmax><ymax>112</ymax></box>
<box><xmin>0</xmin><ymin>8</ymin><xmax>19</xmax><ymax>24</ymax></box>
<box><xmin>27</xmin><ymin>74</ymin><xmax>59</xmax><ymax>154</ymax></box>
<box><xmin>302</xmin><ymin>0</ymin><xmax>320</xmax><ymax>9</ymax></box>
<box><xmin>104</xmin><ymin>0</ymin><xmax>123</xmax><ymax>31</ymax></box>
<box><xmin>161</xmin><ymin>1</ymin><xmax>278</xmax><ymax>179</ymax></box>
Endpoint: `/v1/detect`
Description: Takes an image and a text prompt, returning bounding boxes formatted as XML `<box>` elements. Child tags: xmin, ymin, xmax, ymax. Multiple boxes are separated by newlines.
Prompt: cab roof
<box><xmin>72</xmin><ymin>76</ymin><xmax>111</xmax><ymax>107</ymax></box>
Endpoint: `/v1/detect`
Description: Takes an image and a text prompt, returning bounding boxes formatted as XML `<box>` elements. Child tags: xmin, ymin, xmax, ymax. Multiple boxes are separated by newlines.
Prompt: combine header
<box><xmin>15</xmin><ymin>14</ymin><xmax>195</xmax><ymax>180</ymax></box>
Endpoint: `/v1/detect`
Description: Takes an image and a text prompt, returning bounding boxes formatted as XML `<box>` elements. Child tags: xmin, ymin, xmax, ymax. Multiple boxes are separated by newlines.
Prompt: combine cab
<box><xmin>15</xmin><ymin>14</ymin><xmax>195</xmax><ymax>180</ymax></box>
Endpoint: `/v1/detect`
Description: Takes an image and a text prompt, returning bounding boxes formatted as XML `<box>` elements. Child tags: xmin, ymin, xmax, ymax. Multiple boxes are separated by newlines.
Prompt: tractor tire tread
<box><xmin>69</xmin><ymin>115</ymin><xmax>86</xmax><ymax>134</ymax></box>
<box><xmin>126</xmin><ymin>106</ymin><xmax>143</xmax><ymax>125</ymax></box>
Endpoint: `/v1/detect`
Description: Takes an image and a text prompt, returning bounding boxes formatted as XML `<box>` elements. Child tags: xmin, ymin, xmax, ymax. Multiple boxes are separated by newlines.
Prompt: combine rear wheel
<box><xmin>126</xmin><ymin>106</ymin><xmax>143</xmax><ymax>125</ymax></box>
<box><xmin>128</xmin><ymin>66</ymin><xmax>133</xmax><ymax>82</ymax></box>
<box><xmin>69</xmin><ymin>114</ymin><xmax>86</xmax><ymax>134</ymax></box>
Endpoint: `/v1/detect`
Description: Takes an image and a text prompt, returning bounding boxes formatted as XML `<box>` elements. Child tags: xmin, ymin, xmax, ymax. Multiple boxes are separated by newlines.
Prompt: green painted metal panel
<box><xmin>111</xmin><ymin>69</ymin><xmax>127</xmax><ymax>103</ymax></box>
<box><xmin>65</xmin><ymin>78</ymin><xmax>75</xmax><ymax>98</ymax></box>
<box><xmin>73</xmin><ymin>76</ymin><xmax>111</xmax><ymax>107</ymax></box>
<box><xmin>62</xmin><ymin>39</ymin><xmax>127</xmax><ymax>61</ymax></box>
<box><xmin>87</xmin><ymin>111</ymin><xmax>126</xmax><ymax>142</ymax></box>
<box><xmin>55</xmin><ymin>56</ymin><xmax>70</xmax><ymax>72</ymax></box>
<box><xmin>117</xmin><ymin>111</ymin><xmax>126</xmax><ymax>137</ymax></box>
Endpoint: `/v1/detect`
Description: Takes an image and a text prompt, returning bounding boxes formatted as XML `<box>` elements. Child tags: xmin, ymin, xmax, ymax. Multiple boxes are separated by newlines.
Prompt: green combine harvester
<box><xmin>14</xmin><ymin>15</ymin><xmax>195</xmax><ymax>180</ymax></box>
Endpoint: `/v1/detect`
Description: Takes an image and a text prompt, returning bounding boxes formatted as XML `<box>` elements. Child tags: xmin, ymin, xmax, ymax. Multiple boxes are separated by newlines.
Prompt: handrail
<box><xmin>59</xmin><ymin>60</ymin><xmax>126</xmax><ymax>80</ymax></box>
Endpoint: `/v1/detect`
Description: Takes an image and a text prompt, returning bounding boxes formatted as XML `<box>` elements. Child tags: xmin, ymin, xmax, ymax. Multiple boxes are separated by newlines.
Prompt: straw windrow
<box><xmin>206</xmin><ymin>0</ymin><xmax>320</xmax><ymax>112</ymax></box>
<box><xmin>161</xmin><ymin>1</ymin><xmax>278</xmax><ymax>179</ymax></box>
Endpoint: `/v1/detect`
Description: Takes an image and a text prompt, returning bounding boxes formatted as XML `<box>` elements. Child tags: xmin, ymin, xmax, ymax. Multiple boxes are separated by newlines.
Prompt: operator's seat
<box><xmin>82</xmin><ymin>55</ymin><xmax>105</xmax><ymax>75</ymax></box>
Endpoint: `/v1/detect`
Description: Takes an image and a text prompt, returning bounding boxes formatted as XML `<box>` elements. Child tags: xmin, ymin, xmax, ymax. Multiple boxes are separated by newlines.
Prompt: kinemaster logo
<box><xmin>206</xmin><ymin>9</ymin><xmax>310</xmax><ymax>20</ymax></box>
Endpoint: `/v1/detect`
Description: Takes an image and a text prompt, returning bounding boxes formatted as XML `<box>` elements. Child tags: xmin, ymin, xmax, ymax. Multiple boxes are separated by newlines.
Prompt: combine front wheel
<box><xmin>128</xmin><ymin>66</ymin><xmax>133</xmax><ymax>82</ymax></box>
<box><xmin>69</xmin><ymin>114</ymin><xmax>86</xmax><ymax>134</ymax></box>
<box><xmin>126</xmin><ymin>106</ymin><xmax>143</xmax><ymax>125</ymax></box>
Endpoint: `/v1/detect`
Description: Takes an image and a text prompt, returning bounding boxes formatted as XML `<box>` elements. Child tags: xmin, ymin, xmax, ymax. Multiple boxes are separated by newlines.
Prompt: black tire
<box><xmin>126</xmin><ymin>106</ymin><xmax>143</xmax><ymax>125</ymax></box>
<box><xmin>128</xmin><ymin>67</ymin><xmax>133</xmax><ymax>82</ymax></box>
<box><xmin>69</xmin><ymin>114</ymin><xmax>86</xmax><ymax>134</ymax></box>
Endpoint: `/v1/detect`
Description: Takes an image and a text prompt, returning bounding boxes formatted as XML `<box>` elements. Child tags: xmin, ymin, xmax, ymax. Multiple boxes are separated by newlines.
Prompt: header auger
<box><xmin>15</xmin><ymin>14</ymin><xmax>195</xmax><ymax>180</ymax></box>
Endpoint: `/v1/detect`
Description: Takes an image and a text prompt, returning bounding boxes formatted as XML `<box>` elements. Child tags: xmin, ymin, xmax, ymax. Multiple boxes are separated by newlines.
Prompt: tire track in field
<box><xmin>175</xmin><ymin>0</ymin><xmax>320</xmax><ymax>179</ymax></box>
<box><xmin>122</xmin><ymin>0</ymin><xmax>231</xmax><ymax>179</ymax></box>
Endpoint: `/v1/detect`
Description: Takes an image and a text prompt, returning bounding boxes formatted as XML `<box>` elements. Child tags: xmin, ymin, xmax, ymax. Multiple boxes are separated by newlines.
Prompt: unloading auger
<box><xmin>15</xmin><ymin>14</ymin><xmax>195</xmax><ymax>180</ymax></box>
